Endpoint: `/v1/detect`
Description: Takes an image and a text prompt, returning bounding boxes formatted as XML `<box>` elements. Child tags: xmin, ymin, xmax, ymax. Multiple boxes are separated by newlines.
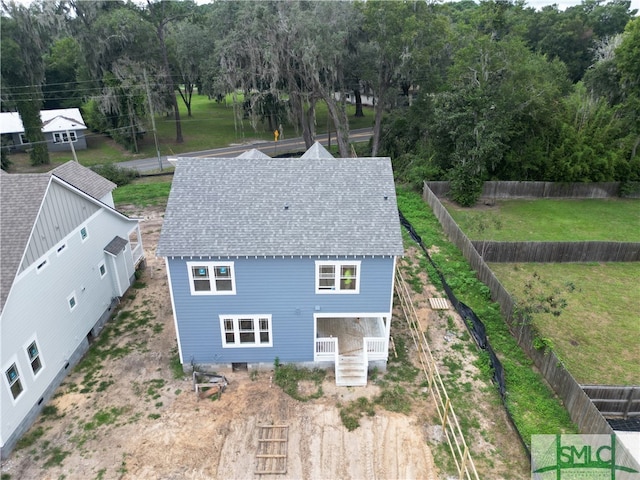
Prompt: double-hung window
<box><xmin>27</xmin><ymin>341</ymin><xmax>42</xmax><ymax>375</ymax></box>
<box><xmin>5</xmin><ymin>363</ymin><xmax>23</xmax><ymax>399</ymax></box>
<box><xmin>220</xmin><ymin>315</ymin><xmax>272</xmax><ymax>347</ymax></box>
<box><xmin>316</xmin><ymin>261</ymin><xmax>360</xmax><ymax>293</ymax></box>
<box><xmin>53</xmin><ymin>131</ymin><xmax>77</xmax><ymax>143</ymax></box>
<box><xmin>187</xmin><ymin>261</ymin><xmax>235</xmax><ymax>295</ymax></box>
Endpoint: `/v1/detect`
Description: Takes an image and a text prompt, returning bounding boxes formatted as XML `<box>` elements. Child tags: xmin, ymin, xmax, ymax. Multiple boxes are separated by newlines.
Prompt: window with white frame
<box><xmin>220</xmin><ymin>315</ymin><xmax>272</xmax><ymax>347</ymax></box>
<box><xmin>56</xmin><ymin>243</ymin><xmax>67</xmax><ymax>255</ymax></box>
<box><xmin>80</xmin><ymin>226</ymin><xmax>88</xmax><ymax>242</ymax></box>
<box><xmin>68</xmin><ymin>292</ymin><xmax>77</xmax><ymax>311</ymax></box>
<box><xmin>5</xmin><ymin>363</ymin><xmax>23</xmax><ymax>399</ymax></box>
<box><xmin>98</xmin><ymin>261</ymin><xmax>107</xmax><ymax>278</ymax></box>
<box><xmin>315</xmin><ymin>261</ymin><xmax>360</xmax><ymax>293</ymax></box>
<box><xmin>53</xmin><ymin>131</ymin><xmax>77</xmax><ymax>144</ymax></box>
<box><xmin>19</xmin><ymin>134</ymin><xmax>29</xmax><ymax>144</ymax></box>
<box><xmin>187</xmin><ymin>262</ymin><xmax>235</xmax><ymax>295</ymax></box>
<box><xmin>27</xmin><ymin>341</ymin><xmax>42</xmax><ymax>375</ymax></box>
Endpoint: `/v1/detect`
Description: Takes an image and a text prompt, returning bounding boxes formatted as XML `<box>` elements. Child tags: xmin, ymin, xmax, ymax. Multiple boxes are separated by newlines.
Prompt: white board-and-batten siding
<box><xmin>21</xmin><ymin>180</ymin><xmax>100</xmax><ymax>272</ymax></box>
<box><xmin>0</xmin><ymin>207</ymin><xmax>136</xmax><ymax>453</ymax></box>
<box><xmin>167</xmin><ymin>256</ymin><xmax>396</xmax><ymax>366</ymax></box>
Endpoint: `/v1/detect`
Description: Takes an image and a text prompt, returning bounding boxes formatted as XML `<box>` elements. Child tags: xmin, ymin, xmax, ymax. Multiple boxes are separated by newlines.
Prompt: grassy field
<box><xmin>489</xmin><ymin>262</ymin><xmax>640</xmax><ymax>385</ymax></box>
<box><xmin>6</xmin><ymin>93</ymin><xmax>374</xmax><ymax>171</ymax></box>
<box><xmin>444</xmin><ymin>197</ymin><xmax>639</xmax><ymax>384</ymax></box>
<box><xmin>446</xmin><ymin>198</ymin><xmax>640</xmax><ymax>242</ymax></box>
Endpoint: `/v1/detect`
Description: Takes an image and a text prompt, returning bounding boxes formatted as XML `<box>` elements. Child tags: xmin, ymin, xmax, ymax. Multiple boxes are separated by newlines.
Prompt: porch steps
<box><xmin>335</xmin><ymin>354</ymin><xmax>367</xmax><ymax>387</ymax></box>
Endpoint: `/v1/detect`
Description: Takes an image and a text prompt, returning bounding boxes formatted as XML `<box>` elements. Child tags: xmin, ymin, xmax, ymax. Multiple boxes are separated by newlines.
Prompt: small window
<box><xmin>316</xmin><ymin>261</ymin><xmax>360</xmax><ymax>294</ymax></box>
<box><xmin>68</xmin><ymin>293</ymin><xmax>77</xmax><ymax>311</ymax></box>
<box><xmin>80</xmin><ymin>227</ymin><xmax>88</xmax><ymax>241</ymax></box>
<box><xmin>19</xmin><ymin>134</ymin><xmax>29</xmax><ymax>145</ymax></box>
<box><xmin>27</xmin><ymin>341</ymin><xmax>42</xmax><ymax>375</ymax></box>
<box><xmin>5</xmin><ymin>364</ymin><xmax>23</xmax><ymax>399</ymax></box>
<box><xmin>220</xmin><ymin>315</ymin><xmax>272</xmax><ymax>347</ymax></box>
<box><xmin>36</xmin><ymin>259</ymin><xmax>48</xmax><ymax>272</ymax></box>
<box><xmin>56</xmin><ymin>243</ymin><xmax>67</xmax><ymax>255</ymax></box>
<box><xmin>187</xmin><ymin>262</ymin><xmax>236</xmax><ymax>295</ymax></box>
<box><xmin>98</xmin><ymin>262</ymin><xmax>106</xmax><ymax>278</ymax></box>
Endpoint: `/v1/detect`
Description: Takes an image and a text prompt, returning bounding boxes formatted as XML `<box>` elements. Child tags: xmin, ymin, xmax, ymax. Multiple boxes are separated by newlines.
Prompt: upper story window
<box><xmin>316</xmin><ymin>261</ymin><xmax>360</xmax><ymax>294</ymax></box>
<box><xmin>5</xmin><ymin>363</ymin><xmax>23</xmax><ymax>399</ymax></box>
<box><xmin>53</xmin><ymin>131</ymin><xmax>77</xmax><ymax>143</ymax></box>
<box><xmin>186</xmin><ymin>261</ymin><xmax>236</xmax><ymax>295</ymax></box>
<box><xmin>80</xmin><ymin>227</ymin><xmax>88</xmax><ymax>242</ymax></box>
<box><xmin>27</xmin><ymin>341</ymin><xmax>42</xmax><ymax>375</ymax></box>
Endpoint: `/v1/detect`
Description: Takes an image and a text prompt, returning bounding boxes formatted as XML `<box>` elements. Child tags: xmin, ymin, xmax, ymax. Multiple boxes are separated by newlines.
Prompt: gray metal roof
<box><xmin>157</xmin><ymin>152</ymin><xmax>404</xmax><ymax>258</ymax></box>
<box><xmin>0</xmin><ymin>162</ymin><xmax>118</xmax><ymax>313</ymax></box>
<box><xmin>104</xmin><ymin>236</ymin><xmax>128</xmax><ymax>256</ymax></box>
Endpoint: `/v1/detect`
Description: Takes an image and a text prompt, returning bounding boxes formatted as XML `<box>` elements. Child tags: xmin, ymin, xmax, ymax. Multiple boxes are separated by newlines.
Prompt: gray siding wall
<box><xmin>168</xmin><ymin>256</ymin><xmax>395</xmax><ymax>366</ymax></box>
<box><xmin>46</xmin><ymin>131</ymin><xmax>87</xmax><ymax>152</ymax></box>
<box><xmin>21</xmin><ymin>181</ymin><xmax>99</xmax><ymax>271</ymax></box>
<box><xmin>1</xmin><ymin>208</ymin><xmax>137</xmax><ymax>454</ymax></box>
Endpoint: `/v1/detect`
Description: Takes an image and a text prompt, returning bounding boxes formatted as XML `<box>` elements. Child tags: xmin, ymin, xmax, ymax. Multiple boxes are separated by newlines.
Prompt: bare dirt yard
<box><xmin>1</xmin><ymin>206</ymin><xmax>529</xmax><ymax>480</ymax></box>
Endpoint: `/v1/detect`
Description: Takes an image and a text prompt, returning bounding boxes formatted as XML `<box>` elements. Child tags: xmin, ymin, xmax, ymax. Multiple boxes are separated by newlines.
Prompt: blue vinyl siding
<box><xmin>167</xmin><ymin>256</ymin><xmax>394</xmax><ymax>365</ymax></box>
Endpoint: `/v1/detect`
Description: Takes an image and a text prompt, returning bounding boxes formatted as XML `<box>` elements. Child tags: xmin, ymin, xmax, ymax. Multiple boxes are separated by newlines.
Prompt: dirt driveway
<box><xmin>1</xmin><ymin>205</ymin><xmax>528</xmax><ymax>480</ymax></box>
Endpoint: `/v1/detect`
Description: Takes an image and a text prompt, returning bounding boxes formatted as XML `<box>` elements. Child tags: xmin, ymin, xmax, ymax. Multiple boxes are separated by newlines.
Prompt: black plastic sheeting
<box><xmin>608</xmin><ymin>418</ymin><xmax>640</xmax><ymax>432</ymax></box>
<box><xmin>399</xmin><ymin>210</ymin><xmax>529</xmax><ymax>456</ymax></box>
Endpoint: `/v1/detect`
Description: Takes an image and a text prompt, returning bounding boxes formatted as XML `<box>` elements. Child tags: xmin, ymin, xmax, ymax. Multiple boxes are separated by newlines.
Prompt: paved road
<box><xmin>119</xmin><ymin>128</ymin><xmax>373</xmax><ymax>173</ymax></box>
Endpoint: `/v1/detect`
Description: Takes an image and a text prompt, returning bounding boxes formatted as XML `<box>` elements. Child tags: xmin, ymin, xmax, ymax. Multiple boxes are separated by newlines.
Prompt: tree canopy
<box><xmin>1</xmin><ymin>0</ymin><xmax>637</xmax><ymax>189</ymax></box>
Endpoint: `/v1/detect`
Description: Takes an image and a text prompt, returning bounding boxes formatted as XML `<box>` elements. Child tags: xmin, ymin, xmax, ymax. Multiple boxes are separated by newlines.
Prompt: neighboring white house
<box><xmin>0</xmin><ymin>162</ymin><xmax>144</xmax><ymax>459</ymax></box>
<box><xmin>0</xmin><ymin>108</ymin><xmax>88</xmax><ymax>153</ymax></box>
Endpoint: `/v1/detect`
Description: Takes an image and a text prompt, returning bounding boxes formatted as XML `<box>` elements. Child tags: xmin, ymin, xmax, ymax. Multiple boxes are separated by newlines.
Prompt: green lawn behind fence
<box><xmin>445</xmin><ymin>198</ymin><xmax>640</xmax><ymax>242</ymax></box>
<box><xmin>489</xmin><ymin>262</ymin><xmax>640</xmax><ymax>385</ymax></box>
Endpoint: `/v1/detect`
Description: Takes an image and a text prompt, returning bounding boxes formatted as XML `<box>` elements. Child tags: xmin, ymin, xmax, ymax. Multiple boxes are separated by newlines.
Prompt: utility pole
<box><xmin>66</xmin><ymin>130</ymin><xmax>78</xmax><ymax>163</ymax></box>
<box><xmin>144</xmin><ymin>68</ymin><xmax>163</xmax><ymax>171</ymax></box>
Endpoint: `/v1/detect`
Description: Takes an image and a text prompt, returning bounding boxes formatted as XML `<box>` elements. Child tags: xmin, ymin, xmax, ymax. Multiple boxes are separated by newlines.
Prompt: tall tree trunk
<box><xmin>158</xmin><ymin>24</ymin><xmax>183</xmax><ymax>143</ymax></box>
<box><xmin>324</xmin><ymin>92</ymin><xmax>350</xmax><ymax>157</ymax></box>
<box><xmin>354</xmin><ymin>88</ymin><xmax>364</xmax><ymax>118</ymax></box>
<box><xmin>290</xmin><ymin>91</ymin><xmax>314</xmax><ymax>148</ymax></box>
<box><xmin>17</xmin><ymin>88</ymin><xmax>49</xmax><ymax>165</ymax></box>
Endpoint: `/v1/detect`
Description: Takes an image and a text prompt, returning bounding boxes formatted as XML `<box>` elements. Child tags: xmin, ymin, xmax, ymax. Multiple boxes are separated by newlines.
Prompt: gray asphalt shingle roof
<box><xmin>157</xmin><ymin>147</ymin><xmax>404</xmax><ymax>258</ymax></box>
<box><xmin>0</xmin><ymin>162</ymin><xmax>117</xmax><ymax>313</ymax></box>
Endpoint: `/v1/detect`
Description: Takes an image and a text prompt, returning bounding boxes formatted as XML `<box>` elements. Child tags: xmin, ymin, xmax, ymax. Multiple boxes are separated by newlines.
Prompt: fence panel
<box><xmin>472</xmin><ymin>241</ymin><xmax>640</xmax><ymax>263</ymax></box>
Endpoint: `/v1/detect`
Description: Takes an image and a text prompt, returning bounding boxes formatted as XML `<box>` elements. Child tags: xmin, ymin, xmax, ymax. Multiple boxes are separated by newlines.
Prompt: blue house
<box><xmin>157</xmin><ymin>143</ymin><xmax>403</xmax><ymax>386</ymax></box>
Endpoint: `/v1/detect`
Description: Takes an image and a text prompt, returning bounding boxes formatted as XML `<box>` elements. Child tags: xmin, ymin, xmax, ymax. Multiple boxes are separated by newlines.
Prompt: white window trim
<box><xmin>19</xmin><ymin>133</ymin><xmax>29</xmax><ymax>145</ymax></box>
<box><xmin>315</xmin><ymin>260</ymin><xmax>361</xmax><ymax>294</ymax></box>
<box><xmin>98</xmin><ymin>261</ymin><xmax>107</xmax><ymax>279</ymax></box>
<box><xmin>3</xmin><ymin>357</ymin><xmax>25</xmax><ymax>403</ymax></box>
<box><xmin>80</xmin><ymin>226</ymin><xmax>89</xmax><ymax>242</ymax></box>
<box><xmin>56</xmin><ymin>243</ymin><xmax>67</xmax><ymax>256</ymax></box>
<box><xmin>23</xmin><ymin>335</ymin><xmax>45</xmax><ymax>379</ymax></box>
<box><xmin>36</xmin><ymin>257</ymin><xmax>49</xmax><ymax>273</ymax></box>
<box><xmin>186</xmin><ymin>261</ymin><xmax>236</xmax><ymax>296</ymax></box>
<box><xmin>53</xmin><ymin>131</ymin><xmax>77</xmax><ymax>144</ymax></box>
<box><xmin>219</xmin><ymin>315</ymin><xmax>272</xmax><ymax>348</ymax></box>
<box><xmin>67</xmin><ymin>291</ymin><xmax>77</xmax><ymax>312</ymax></box>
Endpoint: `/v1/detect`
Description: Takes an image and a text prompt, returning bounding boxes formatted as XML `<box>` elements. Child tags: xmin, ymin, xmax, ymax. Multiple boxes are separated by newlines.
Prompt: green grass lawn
<box><xmin>445</xmin><ymin>198</ymin><xmax>640</xmax><ymax>242</ymax></box>
<box><xmin>6</xmin><ymin>93</ymin><xmax>374</xmax><ymax>170</ymax></box>
<box><xmin>488</xmin><ymin>262</ymin><xmax>640</xmax><ymax>385</ymax></box>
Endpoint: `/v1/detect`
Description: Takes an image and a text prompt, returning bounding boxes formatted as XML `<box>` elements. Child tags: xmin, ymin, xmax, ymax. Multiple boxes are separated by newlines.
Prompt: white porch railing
<box><xmin>131</xmin><ymin>243</ymin><xmax>144</xmax><ymax>266</ymax></box>
<box><xmin>364</xmin><ymin>337</ymin><xmax>387</xmax><ymax>361</ymax></box>
<box><xmin>315</xmin><ymin>337</ymin><xmax>337</xmax><ymax>361</ymax></box>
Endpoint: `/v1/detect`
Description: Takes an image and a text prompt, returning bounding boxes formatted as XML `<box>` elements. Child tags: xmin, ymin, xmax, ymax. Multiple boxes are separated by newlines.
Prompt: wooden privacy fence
<box><xmin>425</xmin><ymin>181</ymin><xmax>633</xmax><ymax>198</ymax></box>
<box><xmin>421</xmin><ymin>183</ymin><xmax>639</xmax><ymax>447</ymax></box>
<box><xmin>582</xmin><ymin>386</ymin><xmax>640</xmax><ymax>419</ymax></box>
<box><xmin>471</xmin><ymin>241</ymin><xmax>640</xmax><ymax>262</ymax></box>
